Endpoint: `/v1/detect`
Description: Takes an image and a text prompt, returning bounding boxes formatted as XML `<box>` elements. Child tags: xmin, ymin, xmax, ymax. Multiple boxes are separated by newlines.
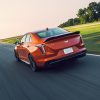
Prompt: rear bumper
<box><xmin>35</xmin><ymin>48</ymin><xmax>87</xmax><ymax>67</ymax></box>
<box><xmin>46</xmin><ymin>50</ymin><xmax>86</xmax><ymax>66</ymax></box>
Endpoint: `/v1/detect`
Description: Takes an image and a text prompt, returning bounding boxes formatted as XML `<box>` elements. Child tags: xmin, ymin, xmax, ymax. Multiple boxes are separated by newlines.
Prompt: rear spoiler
<box><xmin>44</xmin><ymin>31</ymin><xmax>80</xmax><ymax>42</ymax></box>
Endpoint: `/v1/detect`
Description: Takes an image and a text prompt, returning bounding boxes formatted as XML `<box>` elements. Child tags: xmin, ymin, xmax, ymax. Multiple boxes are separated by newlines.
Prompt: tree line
<box><xmin>59</xmin><ymin>2</ymin><xmax>100</xmax><ymax>28</ymax></box>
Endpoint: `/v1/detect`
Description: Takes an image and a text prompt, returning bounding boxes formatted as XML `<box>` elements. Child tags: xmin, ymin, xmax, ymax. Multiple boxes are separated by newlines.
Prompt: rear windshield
<box><xmin>37</xmin><ymin>28</ymin><xmax>69</xmax><ymax>38</ymax></box>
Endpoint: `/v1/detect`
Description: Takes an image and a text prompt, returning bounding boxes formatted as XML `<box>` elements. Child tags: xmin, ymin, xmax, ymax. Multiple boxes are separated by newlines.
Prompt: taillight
<box><xmin>80</xmin><ymin>35</ymin><xmax>84</xmax><ymax>46</ymax></box>
<box><xmin>35</xmin><ymin>44</ymin><xmax>46</xmax><ymax>54</ymax></box>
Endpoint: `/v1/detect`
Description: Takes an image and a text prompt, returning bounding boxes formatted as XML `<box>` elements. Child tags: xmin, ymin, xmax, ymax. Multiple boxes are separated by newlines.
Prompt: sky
<box><xmin>0</xmin><ymin>0</ymin><xmax>100</xmax><ymax>39</ymax></box>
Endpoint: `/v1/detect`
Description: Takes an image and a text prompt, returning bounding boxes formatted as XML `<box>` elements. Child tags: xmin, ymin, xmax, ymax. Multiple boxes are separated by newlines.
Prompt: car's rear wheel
<box><xmin>14</xmin><ymin>50</ymin><xmax>20</xmax><ymax>61</ymax></box>
<box><xmin>28</xmin><ymin>55</ymin><xmax>38</xmax><ymax>72</ymax></box>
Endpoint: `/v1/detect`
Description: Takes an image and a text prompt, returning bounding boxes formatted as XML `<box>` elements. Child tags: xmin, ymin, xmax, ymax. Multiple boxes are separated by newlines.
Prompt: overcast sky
<box><xmin>0</xmin><ymin>0</ymin><xmax>99</xmax><ymax>39</ymax></box>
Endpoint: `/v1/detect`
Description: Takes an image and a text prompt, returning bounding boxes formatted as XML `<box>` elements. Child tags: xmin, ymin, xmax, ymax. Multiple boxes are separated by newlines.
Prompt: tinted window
<box><xmin>37</xmin><ymin>28</ymin><xmax>69</xmax><ymax>38</ymax></box>
<box><xmin>29</xmin><ymin>35</ymin><xmax>32</xmax><ymax>42</ymax></box>
<box><xmin>21</xmin><ymin>35</ymin><xmax>26</xmax><ymax>43</ymax></box>
<box><xmin>26</xmin><ymin>34</ymin><xmax>32</xmax><ymax>42</ymax></box>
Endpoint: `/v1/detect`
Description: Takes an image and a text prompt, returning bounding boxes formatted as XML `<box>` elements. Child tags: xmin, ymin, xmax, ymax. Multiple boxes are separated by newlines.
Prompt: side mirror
<box><xmin>19</xmin><ymin>42</ymin><xmax>24</xmax><ymax>45</ymax></box>
<box><xmin>14</xmin><ymin>38</ymin><xmax>22</xmax><ymax>45</ymax></box>
<box><xmin>15</xmin><ymin>41</ymin><xmax>24</xmax><ymax>45</ymax></box>
<box><xmin>14</xmin><ymin>41</ymin><xmax>19</xmax><ymax>45</ymax></box>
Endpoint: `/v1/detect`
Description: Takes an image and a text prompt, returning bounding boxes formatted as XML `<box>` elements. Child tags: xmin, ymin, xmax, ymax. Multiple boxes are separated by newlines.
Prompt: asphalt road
<box><xmin>0</xmin><ymin>43</ymin><xmax>100</xmax><ymax>100</ymax></box>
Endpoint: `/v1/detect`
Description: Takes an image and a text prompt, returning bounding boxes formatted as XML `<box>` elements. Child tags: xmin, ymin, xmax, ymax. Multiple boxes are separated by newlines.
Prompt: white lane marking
<box><xmin>21</xmin><ymin>59</ymin><xmax>30</xmax><ymax>65</ymax></box>
<box><xmin>87</xmin><ymin>53</ymin><xmax>100</xmax><ymax>57</ymax></box>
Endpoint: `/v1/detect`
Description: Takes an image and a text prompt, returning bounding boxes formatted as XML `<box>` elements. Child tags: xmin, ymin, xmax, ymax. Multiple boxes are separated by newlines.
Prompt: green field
<box><xmin>0</xmin><ymin>22</ymin><xmax>100</xmax><ymax>54</ymax></box>
<box><xmin>0</xmin><ymin>36</ymin><xmax>22</xmax><ymax>44</ymax></box>
<box><xmin>65</xmin><ymin>22</ymin><xmax>100</xmax><ymax>54</ymax></box>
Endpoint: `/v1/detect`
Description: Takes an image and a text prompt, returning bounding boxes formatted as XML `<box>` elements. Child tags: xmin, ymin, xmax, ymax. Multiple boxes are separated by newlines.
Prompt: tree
<box><xmin>77</xmin><ymin>8</ymin><xmax>89</xmax><ymax>24</ymax></box>
<box><xmin>58</xmin><ymin>1</ymin><xmax>100</xmax><ymax>28</ymax></box>
<box><xmin>67</xmin><ymin>19</ymin><xmax>74</xmax><ymax>26</ymax></box>
<box><xmin>87</xmin><ymin>2</ymin><xmax>99</xmax><ymax>21</ymax></box>
<box><xmin>73</xmin><ymin>18</ymin><xmax>80</xmax><ymax>25</ymax></box>
<box><xmin>97</xmin><ymin>2</ymin><xmax>100</xmax><ymax>20</ymax></box>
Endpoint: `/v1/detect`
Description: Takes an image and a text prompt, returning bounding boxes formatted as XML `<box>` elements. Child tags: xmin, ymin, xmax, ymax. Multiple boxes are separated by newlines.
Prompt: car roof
<box><xmin>26</xmin><ymin>28</ymin><xmax>58</xmax><ymax>35</ymax></box>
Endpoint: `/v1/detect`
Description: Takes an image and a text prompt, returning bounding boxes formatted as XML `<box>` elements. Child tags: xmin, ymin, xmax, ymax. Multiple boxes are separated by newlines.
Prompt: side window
<box><xmin>29</xmin><ymin>35</ymin><xmax>32</xmax><ymax>42</ymax></box>
<box><xmin>25</xmin><ymin>34</ymin><xmax>32</xmax><ymax>43</ymax></box>
<box><xmin>21</xmin><ymin>35</ymin><xmax>26</xmax><ymax>43</ymax></box>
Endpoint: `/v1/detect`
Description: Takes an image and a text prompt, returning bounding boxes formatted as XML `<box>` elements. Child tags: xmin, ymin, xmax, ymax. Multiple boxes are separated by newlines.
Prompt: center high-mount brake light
<box><xmin>35</xmin><ymin>44</ymin><xmax>46</xmax><ymax>54</ymax></box>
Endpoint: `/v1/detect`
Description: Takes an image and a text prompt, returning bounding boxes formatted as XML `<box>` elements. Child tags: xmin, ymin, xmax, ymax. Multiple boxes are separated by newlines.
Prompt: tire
<box><xmin>14</xmin><ymin>50</ymin><xmax>20</xmax><ymax>62</ymax></box>
<box><xmin>28</xmin><ymin>55</ymin><xmax>38</xmax><ymax>72</ymax></box>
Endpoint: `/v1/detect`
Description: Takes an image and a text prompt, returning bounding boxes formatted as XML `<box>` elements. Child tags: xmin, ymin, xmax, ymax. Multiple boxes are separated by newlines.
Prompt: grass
<box><xmin>65</xmin><ymin>22</ymin><xmax>100</xmax><ymax>35</ymax></box>
<box><xmin>0</xmin><ymin>36</ymin><xmax>22</xmax><ymax>44</ymax></box>
<box><xmin>0</xmin><ymin>22</ymin><xmax>100</xmax><ymax>54</ymax></box>
<box><xmin>65</xmin><ymin>22</ymin><xmax>100</xmax><ymax>55</ymax></box>
<box><xmin>0</xmin><ymin>37</ymin><xmax>17</xmax><ymax>44</ymax></box>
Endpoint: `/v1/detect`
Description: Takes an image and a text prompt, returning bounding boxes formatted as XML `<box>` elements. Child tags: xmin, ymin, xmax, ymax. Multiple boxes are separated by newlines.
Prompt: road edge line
<box><xmin>87</xmin><ymin>53</ymin><xmax>100</xmax><ymax>57</ymax></box>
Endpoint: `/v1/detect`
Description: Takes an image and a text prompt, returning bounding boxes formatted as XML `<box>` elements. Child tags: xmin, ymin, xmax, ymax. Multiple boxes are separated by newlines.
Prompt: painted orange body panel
<box><xmin>15</xmin><ymin>28</ymin><xmax>86</xmax><ymax>68</ymax></box>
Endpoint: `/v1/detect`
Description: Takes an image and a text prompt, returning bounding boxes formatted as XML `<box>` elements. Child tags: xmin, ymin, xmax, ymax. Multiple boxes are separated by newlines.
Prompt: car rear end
<box><xmin>33</xmin><ymin>28</ymin><xmax>86</xmax><ymax>67</ymax></box>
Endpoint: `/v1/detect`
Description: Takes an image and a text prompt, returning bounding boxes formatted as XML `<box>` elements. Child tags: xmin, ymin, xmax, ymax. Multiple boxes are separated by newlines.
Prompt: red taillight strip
<box><xmin>80</xmin><ymin>35</ymin><xmax>85</xmax><ymax>46</ymax></box>
<box><xmin>35</xmin><ymin>44</ymin><xmax>46</xmax><ymax>54</ymax></box>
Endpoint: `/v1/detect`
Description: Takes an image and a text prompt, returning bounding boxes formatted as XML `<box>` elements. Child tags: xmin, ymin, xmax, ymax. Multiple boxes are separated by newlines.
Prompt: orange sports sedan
<box><xmin>14</xmin><ymin>28</ymin><xmax>86</xmax><ymax>71</ymax></box>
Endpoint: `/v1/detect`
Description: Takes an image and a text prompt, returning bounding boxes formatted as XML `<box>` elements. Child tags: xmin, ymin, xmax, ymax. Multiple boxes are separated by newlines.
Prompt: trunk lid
<box><xmin>43</xmin><ymin>31</ymin><xmax>81</xmax><ymax>50</ymax></box>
